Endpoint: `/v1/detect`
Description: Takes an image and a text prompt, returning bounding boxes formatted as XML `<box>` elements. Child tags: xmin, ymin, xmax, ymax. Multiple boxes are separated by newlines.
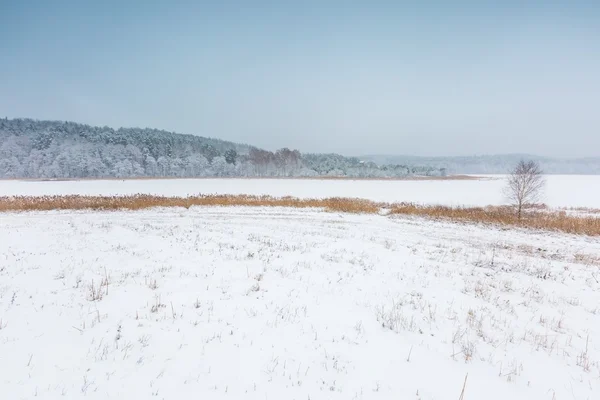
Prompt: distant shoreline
<box><xmin>0</xmin><ymin>175</ymin><xmax>485</xmax><ymax>182</ymax></box>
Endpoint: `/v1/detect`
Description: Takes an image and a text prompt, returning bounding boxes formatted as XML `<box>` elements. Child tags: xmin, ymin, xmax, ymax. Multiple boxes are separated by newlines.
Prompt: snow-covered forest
<box><xmin>0</xmin><ymin>118</ymin><xmax>443</xmax><ymax>179</ymax></box>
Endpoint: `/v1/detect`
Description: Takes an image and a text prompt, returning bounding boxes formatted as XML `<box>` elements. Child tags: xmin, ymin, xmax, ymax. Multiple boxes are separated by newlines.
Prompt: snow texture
<box><xmin>1</xmin><ymin>207</ymin><xmax>599</xmax><ymax>399</ymax></box>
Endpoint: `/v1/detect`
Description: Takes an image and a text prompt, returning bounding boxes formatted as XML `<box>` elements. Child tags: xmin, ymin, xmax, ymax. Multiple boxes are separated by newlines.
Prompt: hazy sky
<box><xmin>1</xmin><ymin>1</ymin><xmax>599</xmax><ymax>157</ymax></box>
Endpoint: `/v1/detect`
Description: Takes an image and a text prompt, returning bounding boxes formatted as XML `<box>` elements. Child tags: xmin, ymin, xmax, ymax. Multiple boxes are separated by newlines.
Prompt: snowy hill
<box><xmin>0</xmin><ymin>118</ymin><xmax>442</xmax><ymax>179</ymax></box>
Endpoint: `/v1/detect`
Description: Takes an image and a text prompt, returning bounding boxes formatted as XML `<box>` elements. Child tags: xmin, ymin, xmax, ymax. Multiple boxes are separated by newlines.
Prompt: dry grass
<box><xmin>388</xmin><ymin>203</ymin><xmax>600</xmax><ymax>236</ymax></box>
<box><xmin>1</xmin><ymin>194</ymin><xmax>599</xmax><ymax>236</ymax></box>
<box><xmin>0</xmin><ymin>194</ymin><xmax>381</xmax><ymax>214</ymax></box>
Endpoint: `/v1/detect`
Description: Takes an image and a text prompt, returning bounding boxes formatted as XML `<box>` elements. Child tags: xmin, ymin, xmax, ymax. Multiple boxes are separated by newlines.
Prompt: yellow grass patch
<box><xmin>1</xmin><ymin>195</ymin><xmax>598</xmax><ymax>236</ymax></box>
<box><xmin>388</xmin><ymin>203</ymin><xmax>600</xmax><ymax>236</ymax></box>
<box><xmin>0</xmin><ymin>194</ymin><xmax>380</xmax><ymax>214</ymax></box>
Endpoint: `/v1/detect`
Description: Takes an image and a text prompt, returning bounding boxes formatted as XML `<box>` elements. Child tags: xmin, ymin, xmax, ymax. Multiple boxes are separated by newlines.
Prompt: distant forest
<box><xmin>0</xmin><ymin>118</ymin><xmax>443</xmax><ymax>179</ymax></box>
<box><xmin>361</xmin><ymin>154</ymin><xmax>600</xmax><ymax>175</ymax></box>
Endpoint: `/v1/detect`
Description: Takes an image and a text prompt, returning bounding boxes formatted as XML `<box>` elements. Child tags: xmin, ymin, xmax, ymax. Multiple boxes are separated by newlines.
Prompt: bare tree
<box><xmin>505</xmin><ymin>160</ymin><xmax>545</xmax><ymax>219</ymax></box>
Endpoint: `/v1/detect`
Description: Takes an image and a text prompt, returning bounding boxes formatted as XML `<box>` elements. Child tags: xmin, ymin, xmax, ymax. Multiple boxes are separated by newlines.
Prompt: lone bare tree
<box><xmin>505</xmin><ymin>160</ymin><xmax>545</xmax><ymax>220</ymax></box>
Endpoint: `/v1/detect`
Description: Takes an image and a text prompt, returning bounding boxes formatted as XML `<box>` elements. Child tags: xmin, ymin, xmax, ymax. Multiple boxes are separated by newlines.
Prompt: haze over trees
<box><xmin>0</xmin><ymin>118</ymin><xmax>443</xmax><ymax>179</ymax></box>
<box><xmin>362</xmin><ymin>154</ymin><xmax>600</xmax><ymax>175</ymax></box>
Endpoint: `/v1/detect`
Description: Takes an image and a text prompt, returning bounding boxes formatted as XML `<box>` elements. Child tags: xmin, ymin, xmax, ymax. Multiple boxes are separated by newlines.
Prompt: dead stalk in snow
<box><xmin>458</xmin><ymin>373</ymin><xmax>468</xmax><ymax>400</ymax></box>
<box><xmin>88</xmin><ymin>280</ymin><xmax>103</xmax><ymax>301</ymax></box>
<box><xmin>104</xmin><ymin>266</ymin><xmax>109</xmax><ymax>295</ymax></box>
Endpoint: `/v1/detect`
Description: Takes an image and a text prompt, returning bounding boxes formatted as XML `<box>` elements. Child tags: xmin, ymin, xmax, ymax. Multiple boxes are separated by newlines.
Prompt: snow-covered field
<box><xmin>1</xmin><ymin>174</ymin><xmax>599</xmax><ymax>208</ymax></box>
<box><xmin>1</xmin><ymin>207</ymin><xmax>599</xmax><ymax>399</ymax></box>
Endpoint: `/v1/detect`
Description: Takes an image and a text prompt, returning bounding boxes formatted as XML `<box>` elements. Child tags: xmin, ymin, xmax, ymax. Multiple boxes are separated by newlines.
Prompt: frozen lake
<box><xmin>0</xmin><ymin>175</ymin><xmax>598</xmax><ymax>208</ymax></box>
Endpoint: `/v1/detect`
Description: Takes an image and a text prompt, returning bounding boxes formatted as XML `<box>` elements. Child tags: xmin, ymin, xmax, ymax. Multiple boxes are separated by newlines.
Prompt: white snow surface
<box><xmin>1</xmin><ymin>207</ymin><xmax>599</xmax><ymax>399</ymax></box>
<box><xmin>1</xmin><ymin>175</ymin><xmax>599</xmax><ymax>208</ymax></box>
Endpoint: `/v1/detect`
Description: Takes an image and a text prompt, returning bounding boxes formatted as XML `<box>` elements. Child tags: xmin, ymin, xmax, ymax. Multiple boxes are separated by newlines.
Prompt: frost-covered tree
<box><xmin>113</xmin><ymin>160</ymin><xmax>134</xmax><ymax>178</ymax></box>
<box><xmin>224</xmin><ymin>149</ymin><xmax>237</xmax><ymax>165</ymax></box>
<box><xmin>144</xmin><ymin>155</ymin><xmax>158</xmax><ymax>176</ymax></box>
<box><xmin>186</xmin><ymin>154</ymin><xmax>209</xmax><ymax>176</ymax></box>
<box><xmin>210</xmin><ymin>156</ymin><xmax>230</xmax><ymax>177</ymax></box>
<box><xmin>157</xmin><ymin>156</ymin><xmax>170</xmax><ymax>177</ymax></box>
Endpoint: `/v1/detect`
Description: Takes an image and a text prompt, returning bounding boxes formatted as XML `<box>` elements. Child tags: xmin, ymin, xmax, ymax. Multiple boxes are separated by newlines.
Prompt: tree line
<box><xmin>0</xmin><ymin>118</ymin><xmax>444</xmax><ymax>179</ymax></box>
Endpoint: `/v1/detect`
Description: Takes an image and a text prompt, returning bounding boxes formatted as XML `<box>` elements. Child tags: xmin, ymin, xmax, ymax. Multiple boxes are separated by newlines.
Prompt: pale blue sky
<box><xmin>1</xmin><ymin>1</ymin><xmax>599</xmax><ymax>157</ymax></box>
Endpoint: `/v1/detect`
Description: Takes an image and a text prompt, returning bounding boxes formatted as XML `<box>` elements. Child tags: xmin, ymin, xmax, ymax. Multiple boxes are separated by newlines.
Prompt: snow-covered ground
<box><xmin>1</xmin><ymin>207</ymin><xmax>599</xmax><ymax>399</ymax></box>
<box><xmin>1</xmin><ymin>175</ymin><xmax>599</xmax><ymax>208</ymax></box>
